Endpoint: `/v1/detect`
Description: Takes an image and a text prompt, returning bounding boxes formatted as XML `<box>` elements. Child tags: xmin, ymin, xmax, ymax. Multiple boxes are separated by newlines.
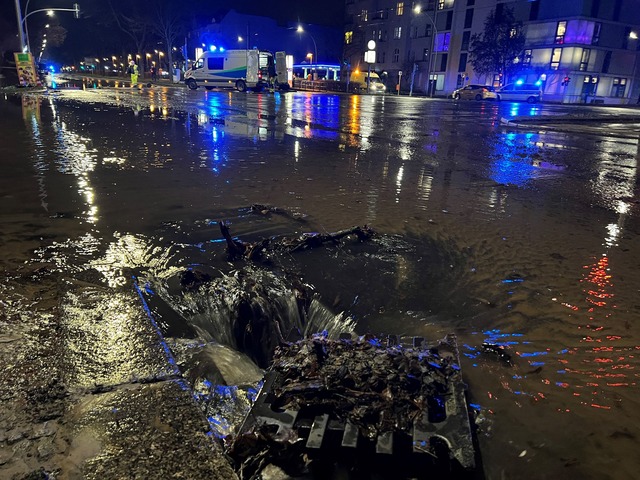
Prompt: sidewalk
<box><xmin>57</xmin><ymin>72</ymin><xmax>187</xmax><ymax>89</ymax></box>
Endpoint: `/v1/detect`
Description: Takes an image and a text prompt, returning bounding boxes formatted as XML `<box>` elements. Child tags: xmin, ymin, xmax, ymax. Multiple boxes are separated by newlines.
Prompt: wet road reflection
<box><xmin>2</xmin><ymin>84</ymin><xmax>640</xmax><ymax>479</ymax></box>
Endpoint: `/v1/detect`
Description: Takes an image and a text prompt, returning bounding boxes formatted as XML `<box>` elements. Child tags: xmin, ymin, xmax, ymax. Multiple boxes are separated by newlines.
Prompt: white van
<box><xmin>185</xmin><ymin>49</ymin><xmax>284</xmax><ymax>92</ymax></box>
<box><xmin>348</xmin><ymin>71</ymin><xmax>386</xmax><ymax>94</ymax></box>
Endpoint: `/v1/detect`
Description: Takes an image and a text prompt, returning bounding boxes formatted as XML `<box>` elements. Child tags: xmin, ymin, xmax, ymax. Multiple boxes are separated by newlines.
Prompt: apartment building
<box><xmin>343</xmin><ymin>0</ymin><xmax>640</xmax><ymax>103</ymax></box>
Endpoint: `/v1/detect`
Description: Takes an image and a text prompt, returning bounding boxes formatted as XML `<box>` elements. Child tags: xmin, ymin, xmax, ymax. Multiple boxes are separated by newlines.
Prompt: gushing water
<box><xmin>149</xmin><ymin>266</ymin><xmax>355</xmax><ymax>368</ymax></box>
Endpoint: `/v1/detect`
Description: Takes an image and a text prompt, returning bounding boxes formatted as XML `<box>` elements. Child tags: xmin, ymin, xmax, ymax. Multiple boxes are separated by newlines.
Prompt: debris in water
<box><xmin>227</xmin><ymin>334</ymin><xmax>477</xmax><ymax>479</ymax></box>
<box><xmin>219</xmin><ymin>221</ymin><xmax>375</xmax><ymax>261</ymax></box>
<box><xmin>481</xmin><ymin>342</ymin><xmax>513</xmax><ymax>366</ymax></box>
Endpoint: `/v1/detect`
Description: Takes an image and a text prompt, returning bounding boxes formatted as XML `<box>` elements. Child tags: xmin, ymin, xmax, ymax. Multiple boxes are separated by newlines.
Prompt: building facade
<box><xmin>343</xmin><ymin>0</ymin><xmax>640</xmax><ymax>103</ymax></box>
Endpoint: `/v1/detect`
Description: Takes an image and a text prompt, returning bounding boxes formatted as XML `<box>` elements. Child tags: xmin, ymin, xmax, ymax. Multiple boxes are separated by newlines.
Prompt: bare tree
<box><xmin>150</xmin><ymin>0</ymin><xmax>187</xmax><ymax>75</ymax></box>
<box><xmin>468</xmin><ymin>7</ymin><xmax>525</xmax><ymax>83</ymax></box>
<box><xmin>108</xmin><ymin>1</ymin><xmax>151</xmax><ymax>74</ymax></box>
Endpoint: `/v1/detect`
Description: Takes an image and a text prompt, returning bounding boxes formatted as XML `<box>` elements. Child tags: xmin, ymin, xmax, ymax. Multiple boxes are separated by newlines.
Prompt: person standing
<box><xmin>150</xmin><ymin>65</ymin><xmax>157</xmax><ymax>82</ymax></box>
<box><xmin>129</xmin><ymin>60</ymin><xmax>139</xmax><ymax>87</ymax></box>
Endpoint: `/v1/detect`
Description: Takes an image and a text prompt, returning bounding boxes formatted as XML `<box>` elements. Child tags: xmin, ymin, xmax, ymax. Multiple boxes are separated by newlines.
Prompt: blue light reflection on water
<box><xmin>489</xmin><ymin>132</ymin><xmax>539</xmax><ymax>187</ymax></box>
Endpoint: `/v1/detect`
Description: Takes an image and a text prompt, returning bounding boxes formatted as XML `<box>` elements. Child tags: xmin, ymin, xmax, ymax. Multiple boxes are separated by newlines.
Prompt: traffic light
<box><xmin>561</xmin><ymin>76</ymin><xmax>571</xmax><ymax>86</ymax></box>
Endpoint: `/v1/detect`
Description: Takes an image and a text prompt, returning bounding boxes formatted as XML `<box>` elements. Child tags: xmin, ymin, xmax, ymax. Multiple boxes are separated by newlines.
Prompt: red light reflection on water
<box><xmin>556</xmin><ymin>253</ymin><xmax>639</xmax><ymax>410</ymax></box>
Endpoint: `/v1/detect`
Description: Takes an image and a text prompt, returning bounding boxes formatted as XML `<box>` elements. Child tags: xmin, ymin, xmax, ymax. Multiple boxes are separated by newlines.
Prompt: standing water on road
<box><xmin>1</xmin><ymin>84</ymin><xmax>640</xmax><ymax>480</ymax></box>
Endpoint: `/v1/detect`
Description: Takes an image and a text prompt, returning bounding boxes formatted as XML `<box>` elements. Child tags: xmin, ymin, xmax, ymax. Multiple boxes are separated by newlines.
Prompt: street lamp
<box><xmin>296</xmin><ymin>25</ymin><xmax>318</xmax><ymax>67</ymax></box>
<box><xmin>414</xmin><ymin>4</ymin><xmax>438</xmax><ymax>97</ymax></box>
<box><xmin>155</xmin><ymin>50</ymin><xmax>164</xmax><ymax>71</ymax></box>
<box><xmin>365</xmin><ymin>39</ymin><xmax>376</xmax><ymax>94</ymax></box>
<box><xmin>18</xmin><ymin>2</ymin><xmax>80</xmax><ymax>53</ymax></box>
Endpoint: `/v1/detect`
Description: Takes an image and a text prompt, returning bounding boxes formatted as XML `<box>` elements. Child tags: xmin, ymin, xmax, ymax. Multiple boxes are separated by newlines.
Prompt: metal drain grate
<box><xmin>234</xmin><ymin>334</ymin><xmax>477</xmax><ymax>476</ymax></box>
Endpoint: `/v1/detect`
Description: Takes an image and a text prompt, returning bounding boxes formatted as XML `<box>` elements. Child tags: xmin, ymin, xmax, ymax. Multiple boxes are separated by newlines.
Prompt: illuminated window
<box><xmin>361</xmin><ymin>9</ymin><xmax>368</xmax><ymax>21</ymax></box>
<box><xmin>394</xmin><ymin>26</ymin><xmax>402</xmax><ymax>39</ymax></box>
<box><xmin>555</xmin><ymin>21</ymin><xmax>566</xmax><ymax>44</ymax></box>
<box><xmin>550</xmin><ymin>47</ymin><xmax>562</xmax><ymax>70</ymax></box>
<box><xmin>611</xmin><ymin>77</ymin><xmax>626</xmax><ymax>97</ymax></box>
<box><xmin>345</xmin><ymin>31</ymin><xmax>353</xmax><ymax>44</ymax></box>
<box><xmin>438</xmin><ymin>0</ymin><xmax>445</xmax><ymax>10</ymax></box>
<box><xmin>393</xmin><ymin>48</ymin><xmax>400</xmax><ymax>62</ymax></box>
<box><xmin>579</xmin><ymin>48</ymin><xmax>590</xmax><ymax>71</ymax></box>
<box><xmin>397</xmin><ymin>2</ymin><xmax>404</xmax><ymax>15</ymax></box>
<box><xmin>522</xmin><ymin>49</ymin><xmax>532</xmax><ymax>66</ymax></box>
<box><xmin>435</xmin><ymin>32</ymin><xmax>451</xmax><ymax>52</ymax></box>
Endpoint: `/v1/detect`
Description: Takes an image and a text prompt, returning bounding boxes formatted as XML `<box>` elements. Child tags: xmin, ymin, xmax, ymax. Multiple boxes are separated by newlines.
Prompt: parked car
<box><xmin>451</xmin><ymin>84</ymin><xmax>497</xmax><ymax>101</ymax></box>
<box><xmin>496</xmin><ymin>83</ymin><xmax>542</xmax><ymax>103</ymax></box>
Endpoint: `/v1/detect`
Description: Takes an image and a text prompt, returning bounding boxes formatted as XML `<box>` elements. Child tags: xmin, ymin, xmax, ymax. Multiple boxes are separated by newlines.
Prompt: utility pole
<box><xmin>14</xmin><ymin>0</ymin><xmax>26</xmax><ymax>51</ymax></box>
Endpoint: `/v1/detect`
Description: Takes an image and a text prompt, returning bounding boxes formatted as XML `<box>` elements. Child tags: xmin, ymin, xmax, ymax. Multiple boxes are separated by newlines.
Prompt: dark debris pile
<box><xmin>270</xmin><ymin>334</ymin><xmax>460</xmax><ymax>437</ymax></box>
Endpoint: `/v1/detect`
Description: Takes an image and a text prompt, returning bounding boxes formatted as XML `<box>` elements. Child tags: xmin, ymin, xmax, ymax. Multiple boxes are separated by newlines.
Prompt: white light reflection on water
<box><xmin>23</xmin><ymin>96</ymin><xmax>49</xmax><ymax>212</ymax></box>
<box><xmin>590</xmin><ymin>138</ymin><xmax>638</xmax><ymax>215</ymax></box>
<box><xmin>395</xmin><ymin>165</ymin><xmax>404</xmax><ymax>203</ymax></box>
<box><xmin>416</xmin><ymin>165</ymin><xmax>434</xmax><ymax>210</ymax></box>
<box><xmin>91</xmin><ymin>233</ymin><xmax>182</xmax><ymax>288</ymax></box>
<box><xmin>42</xmin><ymin>102</ymin><xmax>101</xmax><ymax>224</ymax></box>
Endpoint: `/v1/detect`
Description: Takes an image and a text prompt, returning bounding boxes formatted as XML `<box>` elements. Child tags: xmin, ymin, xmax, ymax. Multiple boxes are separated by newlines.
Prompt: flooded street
<box><xmin>2</xmin><ymin>77</ymin><xmax>640</xmax><ymax>479</ymax></box>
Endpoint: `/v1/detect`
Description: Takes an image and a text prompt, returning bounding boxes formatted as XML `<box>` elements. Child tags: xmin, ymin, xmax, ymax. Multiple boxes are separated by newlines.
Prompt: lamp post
<box><xmin>296</xmin><ymin>26</ymin><xmax>318</xmax><ymax>67</ymax></box>
<box><xmin>14</xmin><ymin>0</ymin><xmax>26</xmax><ymax>51</ymax></box>
<box><xmin>414</xmin><ymin>4</ymin><xmax>438</xmax><ymax>97</ymax></box>
<box><xmin>23</xmin><ymin>7</ymin><xmax>53</xmax><ymax>53</ymax></box>
<box><xmin>365</xmin><ymin>39</ymin><xmax>376</xmax><ymax>94</ymax></box>
<box><xmin>20</xmin><ymin>4</ymin><xmax>79</xmax><ymax>53</ymax></box>
<box><xmin>630</xmin><ymin>31</ymin><xmax>639</xmax><ymax>104</ymax></box>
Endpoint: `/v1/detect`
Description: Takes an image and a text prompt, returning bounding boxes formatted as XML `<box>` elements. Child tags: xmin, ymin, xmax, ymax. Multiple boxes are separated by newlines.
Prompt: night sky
<box><xmin>1</xmin><ymin>0</ymin><xmax>345</xmax><ymax>62</ymax></box>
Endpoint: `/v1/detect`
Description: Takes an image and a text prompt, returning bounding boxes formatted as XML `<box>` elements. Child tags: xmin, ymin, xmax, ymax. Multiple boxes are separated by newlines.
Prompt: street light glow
<box><xmin>414</xmin><ymin>5</ymin><xmax>422</xmax><ymax>13</ymax></box>
<box><xmin>296</xmin><ymin>25</ymin><xmax>318</xmax><ymax>66</ymax></box>
<box><xmin>630</xmin><ymin>31</ymin><xmax>638</xmax><ymax>40</ymax></box>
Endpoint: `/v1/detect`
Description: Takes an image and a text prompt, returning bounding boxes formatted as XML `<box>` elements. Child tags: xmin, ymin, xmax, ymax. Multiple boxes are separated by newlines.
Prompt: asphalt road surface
<box><xmin>2</xmin><ymin>76</ymin><xmax>640</xmax><ymax>480</ymax></box>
